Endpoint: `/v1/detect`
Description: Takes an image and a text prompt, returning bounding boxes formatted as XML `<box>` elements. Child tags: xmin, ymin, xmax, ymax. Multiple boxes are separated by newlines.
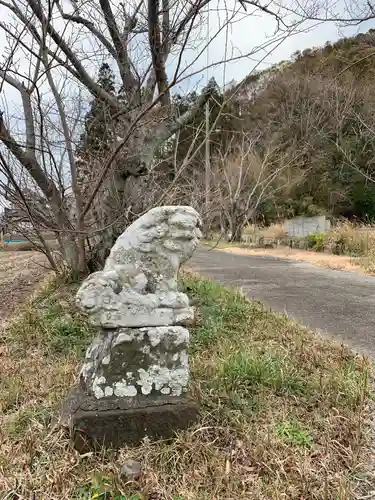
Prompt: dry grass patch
<box><xmin>325</xmin><ymin>222</ymin><xmax>375</xmax><ymax>273</ymax></box>
<box><xmin>0</xmin><ymin>275</ymin><xmax>373</xmax><ymax>499</ymax></box>
<box><xmin>216</xmin><ymin>245</ymin><xmax>369</xmax><ymax>273</ymax></box>
<box><xmin>0</xmin><ymin>241</ymin><xmax>36</xmax><ymax>251</ymax></box>
<box><xmin>202</xmin><ymin>239</ymin><xmax>246</xmax><ymax>250</ymax></box>
<box><xmin>204</xmin><ymin>221</ymin><xmax>375</xmax><ymax>275</ymax></box>
<box><xmin>0</xmin><ymin>251</ymin><xmax>48</xmax><ymax>330</ymax></box>
<box><xmin>244</xmin><ymin>223</ymin><xmax>287</xmax><ymax>239</ymax></box>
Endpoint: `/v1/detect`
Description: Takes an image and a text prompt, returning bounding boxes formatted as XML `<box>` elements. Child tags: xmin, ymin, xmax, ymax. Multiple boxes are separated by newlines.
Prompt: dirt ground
<box><xmin>214</xmin><ymin>246</ymin><xmax>370</xmax><ymax>274</ymax></box>
<box><xmin>0</xmin><ymin>251</ymin><xmax>48</xmax><ymax>325</ymax></box>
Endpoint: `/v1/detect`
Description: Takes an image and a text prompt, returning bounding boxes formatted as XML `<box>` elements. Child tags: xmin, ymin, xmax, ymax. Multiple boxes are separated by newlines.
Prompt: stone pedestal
<box><xmin>80</xmin><ymin>326</ymin><xmax>190</xmax><ymax>398</ymax></box>
<box><xmin>60</xmin><ymin>387</ymin><xmax>198</xmax><ymax>452</ymax></box>
<box><xmin>61</xmin><ymin>324</ymin><xmax>197</xmax><ymax>449</ymax></box>
<box><xmin>60</xmin><ymin>206</ymin><xmax>202</xmax><ymax>450</ymax></box>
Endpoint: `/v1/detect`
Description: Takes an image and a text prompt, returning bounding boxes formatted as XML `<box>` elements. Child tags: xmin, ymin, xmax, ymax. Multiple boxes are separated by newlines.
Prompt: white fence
<box><xmin>284</xmin><ymin>216</ymin><xmax>330</xmax><ymax>238</ymax></box>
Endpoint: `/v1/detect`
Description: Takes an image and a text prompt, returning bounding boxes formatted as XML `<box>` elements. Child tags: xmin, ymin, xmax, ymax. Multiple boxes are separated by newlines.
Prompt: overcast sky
<box><xmin>1</xmin><ymin>0</ymin><xmax>374</xmax><ymax>163</ymax></box>
<box><xmin>177</xmin><ymin>6</ymin><xmax>375</xmax><ymax>92</ymax></box>
<box><xmin>0</xmin><ymin>0</ymin><xmax>374</xmax><ymax>213</ymax></box>
<box><xmin>1</xmin><ymin>0</ymin><xmax>375</xmax><ymax>97</ymax></box>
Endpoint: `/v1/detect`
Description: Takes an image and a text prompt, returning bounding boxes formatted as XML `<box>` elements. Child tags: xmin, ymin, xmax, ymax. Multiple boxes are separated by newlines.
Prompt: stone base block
<box><xmin>60</xmin><ymin>386</ymin><xmax>199</xmax><ymax>452</ymax></box>
<box><xmin>81</xmin><ymin>326</ymin><xmax>190</xmax><ymax>399</ymax></box>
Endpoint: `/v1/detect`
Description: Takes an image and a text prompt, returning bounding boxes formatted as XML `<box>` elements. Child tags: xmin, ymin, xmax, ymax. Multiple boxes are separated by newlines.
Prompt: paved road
<box><xmin>190</xmin><ymin>248</ymin><xmax>375</xmax><ymax>357</ymax></box>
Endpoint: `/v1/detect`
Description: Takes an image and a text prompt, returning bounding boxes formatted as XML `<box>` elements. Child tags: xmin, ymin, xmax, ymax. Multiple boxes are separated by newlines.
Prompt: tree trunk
<box><xmin>84</xmin><ymin>165</ymin><xmax>146</xmax><ymax>271</ymax></box>
<box><xmin>86</xmin><ymin>228</ymin><xmax>117</xmax><ymax>272</ymax></box>
<box><xmin>228</xmin><ymin>215</ymin><xmax>245</xmax><ymax>242</ymax></box>
<box><xmin>57</xmin><ymin>231</ymin><xmax>87</xmax><ymax>277</ymax></box>
<box><xmin>227</xmin><ymin>202</ymin><xmax>244</xmax><ymax>243</ymax></box>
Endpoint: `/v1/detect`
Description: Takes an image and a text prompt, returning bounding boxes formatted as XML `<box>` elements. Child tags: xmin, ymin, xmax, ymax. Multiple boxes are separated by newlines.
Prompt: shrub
<box><xmin>325</xmin><ymin>222</ymin><xmax>375</xmax><ymax>256</ymax></box>
<box><xmin>307</xmin><ymin>232</ymin><xmax>325</xmax><ymax>251</ymax></box>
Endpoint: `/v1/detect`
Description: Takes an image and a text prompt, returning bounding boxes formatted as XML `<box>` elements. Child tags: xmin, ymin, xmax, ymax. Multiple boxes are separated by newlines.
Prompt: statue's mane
<box><xmin>104</xmin><ymin>206</ymin><xmax>202</xmax><ymax>269</ymax></box>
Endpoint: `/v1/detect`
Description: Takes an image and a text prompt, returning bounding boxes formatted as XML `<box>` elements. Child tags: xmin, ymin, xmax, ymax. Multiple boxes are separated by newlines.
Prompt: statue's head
<box><xmin>160</xmin><ymin>206</ymin><xmax>202</xmax><ymax>261</ymax></box>
<box><xmin>104</xmin><ymin>206</ymin><xmax>202</xmax><ymax>271</ymax></box>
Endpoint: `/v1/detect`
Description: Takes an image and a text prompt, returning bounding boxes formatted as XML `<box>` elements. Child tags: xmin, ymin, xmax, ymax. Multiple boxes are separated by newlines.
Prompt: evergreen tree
<box><xmin>76</xmin><ymin>63</ymin><xmax>116</xmax><ymax>165</ymax></box>
<box><xmin>172</xmin><ymin>77</ymin><xmax>242</xmax><ymax>172</ymax></box>
<box><xmin>75</xmin><ymin>63</ymin><xmax>117</xmax><ymax>207</ymax></box>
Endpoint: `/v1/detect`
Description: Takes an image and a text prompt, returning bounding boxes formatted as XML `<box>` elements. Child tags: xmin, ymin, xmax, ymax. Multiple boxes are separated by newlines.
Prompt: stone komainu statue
<box><xmin>61</xmin><ymin>206</ymin><xmax>202</xmax><ymax>449</ymax></box>
<box><xmin>76</xmin><ymin>206</ymin><xmax>202</xmax><ymax>328</ymax></box>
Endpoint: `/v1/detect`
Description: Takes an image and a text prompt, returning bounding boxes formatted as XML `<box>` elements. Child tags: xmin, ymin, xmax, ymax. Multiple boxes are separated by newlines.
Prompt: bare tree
<box><xmin>209</xmin><ymin>133</ymin><xmax>310</xmax><ymax>240</ymax></box>
<box><xmin>0</xmin><ymin>0</ymin><xmax>372</xmax><ymax>274</ymax></box>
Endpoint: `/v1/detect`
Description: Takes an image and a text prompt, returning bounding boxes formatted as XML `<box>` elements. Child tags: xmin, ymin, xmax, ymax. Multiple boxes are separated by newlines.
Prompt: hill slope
<box><xmin>236</xmin><ymin>30</ymin><xmax>375</xmax><ymax>221</ymax></box>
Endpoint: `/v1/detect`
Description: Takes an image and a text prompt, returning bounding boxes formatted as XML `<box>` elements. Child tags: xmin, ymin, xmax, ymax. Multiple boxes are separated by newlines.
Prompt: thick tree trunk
<box><xmin>84</xmin><ymin>169</ymin><xmax>145</xmax><ymax>271</ymax></box>
<box><xmin>86</xmin><ymin>228</ymin><xmax>117</xmax><ymax>272</ymax></box>
<box><xmin>57</xmin><ymin>231</ymin><xmax>87</xmax><ymax>277</ymax></box>
<box><xmin>78</xmin><ymin>88</ymin><xmax>216</xmax><ymax>271</ymax></box>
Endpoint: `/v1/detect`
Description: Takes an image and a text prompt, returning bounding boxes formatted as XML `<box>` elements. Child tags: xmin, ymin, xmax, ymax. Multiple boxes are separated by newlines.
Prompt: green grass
<box><xmin>0</xmin><ymin>272</ymin><xmax>373</xmax><ymax>499</ymax></box>
<box><xmin>220</xmin><ymin>351</ymin><xmax>306</xmax><ymax>395</ymax></box>
<box><xmin>6</xmin><ymin>405</ymin><xmax>52</xmax><ymax>440</ymax></box>
<box><xmin>7</xmin><ymin>279</ymin><xmax>94</xmax><ymax>356</ymax></box>
<box><xmin>275</xmin><ymin>420</ymin><xmax>313</xmax><ymax>449</ymax></box>
<box><xmin>0</xmin><ymin>375</ymin><xmax>24</xmax><ymax>413</ymax></box>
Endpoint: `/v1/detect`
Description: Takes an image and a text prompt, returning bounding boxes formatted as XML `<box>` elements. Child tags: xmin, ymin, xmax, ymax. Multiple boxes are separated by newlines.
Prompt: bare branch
<box><xmin>0</xmin><ymin>115</ymin><xmax>70</xmax><ymax>234</ymax></box>
<box><xmin>57</xmin><ymin>10</ymin><xmax>118</xmax><ymax>61</ymax></box>
<box><xmin>0</xmin><ymin>70</ymin><xmax>36</xmax><ymax>157</ymax></box>
<box><xmin>98</xmin><ymin>0</ymin><xmax>138</xmax><ymax>93</ymax></box>
<box><xmin>0</xmin><ymin>152</ymin><xmax>60</xmax><ymax>271</ymax></box>
<box><xmin>26</xmin><ymin>0</ymin><xmax>125</xmax><ymax>109</ymax></box>
<box><xmin>152</xmin><ymin>81</ymin><xmax>216</xmax><ymax>147</ymax></box>
<box><xmin>148</xmin><ymin>0</ymin><xmax>170</xmax><ymax>106</ymax></box>
<box><xmin>171</xmin><ymin>0</ymin><xmax>211</xmax><ymax>46</ymax></box>
<box><xmin>162</xmin><ymin>0</ymin><xmax>170</xmax><ymax>54</ymax></box>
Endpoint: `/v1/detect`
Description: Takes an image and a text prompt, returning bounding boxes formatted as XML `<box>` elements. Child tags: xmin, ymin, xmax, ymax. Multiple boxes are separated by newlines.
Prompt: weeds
<box><xmin>0</xmin><ymin>273</ymin><xmax>372</xmax><ymax>499</ymax></box>
<box><xmin>5</xmin><ymin>405</ymin><xmax>52</xmax><ymax>440</ymax></box>
<box><xmin>220</xmin><ymin>351</ymin><xmax>306</xmax><ymax>395</ymax></box>
<box><xmin>325</xmin><ymin>222</ymin><xmax>368</xmax><ymax>254</ymax></box>
<box><xmin>6</xmin><ymin>280</ymin><xmax>93</xmax><ymax>356</ymax></box>
<box><xmin>324</xmin><ymin>222</ymin><xmax>375</xmax><ymax>271</ymax></box>
<box><xmin>275</xmin><ymin>420</ymin><xmax>313</xmax><ymax>449</ymax></box>
<box><xmin>307</xmin><ymin>231</ymin><xmax>325</xmax><ymax>251</ymax></box>
<box><xmin>209</xmin><ymin>221</ymin><xmax>375</xmax><ymax>274</ymax></box>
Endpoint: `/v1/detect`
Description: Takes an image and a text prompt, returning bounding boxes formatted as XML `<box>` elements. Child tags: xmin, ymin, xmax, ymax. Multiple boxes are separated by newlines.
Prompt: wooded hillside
<box><xmin>149</xmin><ymin>29</ymin><xmax>375</xmax><ymax>237</ymax></box>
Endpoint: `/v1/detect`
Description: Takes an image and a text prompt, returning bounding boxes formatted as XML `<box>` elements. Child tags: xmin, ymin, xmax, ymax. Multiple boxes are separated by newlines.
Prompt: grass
<box><xmin>0</xmin><ymin>273</ymin><xmax>373</xmax><ymax>499</ymax></box>
<box><xmin>324</xmin><ymin>222</ymin><xmax>375</xmax><ymax>272</ymax></box>
<box><xmin>243</xmin><ymin>222</ymin><xmax>287</xmax><ymax>238</ymax></box>
<box><xmin>275</xmin><ymin>420</ymin><xmax>313</xmax><ymax>449</ymax></box>
<box><xmin>0</xmin><ymin>241</ymin><xmax>37</xmax><ymax>251</ymax></box>
<box><xmin>0</xmin><ymin>236</ymin><xmax>58</xmax><ymax>252</ymax></box>
<box><xmin>220</xmin><ymin>351</ymin><xmax>306</xmax><ymax>395</ymax></box>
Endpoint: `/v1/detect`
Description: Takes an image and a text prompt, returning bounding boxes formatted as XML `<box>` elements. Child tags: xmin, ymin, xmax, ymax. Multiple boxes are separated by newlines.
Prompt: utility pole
<box><xmin>204</xmin><ymin>6</ymin><xmax>210</xmax><ymax>236</ymax></box>
<box><xmin>205</xmin><ymin>99</ymin><xmax>210</xmax><ymax>229</ymax></box>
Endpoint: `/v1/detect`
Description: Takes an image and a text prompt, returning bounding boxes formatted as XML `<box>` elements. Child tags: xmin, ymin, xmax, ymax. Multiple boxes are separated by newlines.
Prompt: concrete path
<box><xmin>190</xmin><ymin>248</ymin><xmax>375</xmax><ymax>357</ymax></box>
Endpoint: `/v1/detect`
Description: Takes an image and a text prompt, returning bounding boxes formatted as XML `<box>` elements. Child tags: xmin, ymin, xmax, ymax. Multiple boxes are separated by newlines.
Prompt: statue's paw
<box><xmin>158</xmin><ymin>291</ymin><xmax>189</xmax><ymax>308</ymax></box>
